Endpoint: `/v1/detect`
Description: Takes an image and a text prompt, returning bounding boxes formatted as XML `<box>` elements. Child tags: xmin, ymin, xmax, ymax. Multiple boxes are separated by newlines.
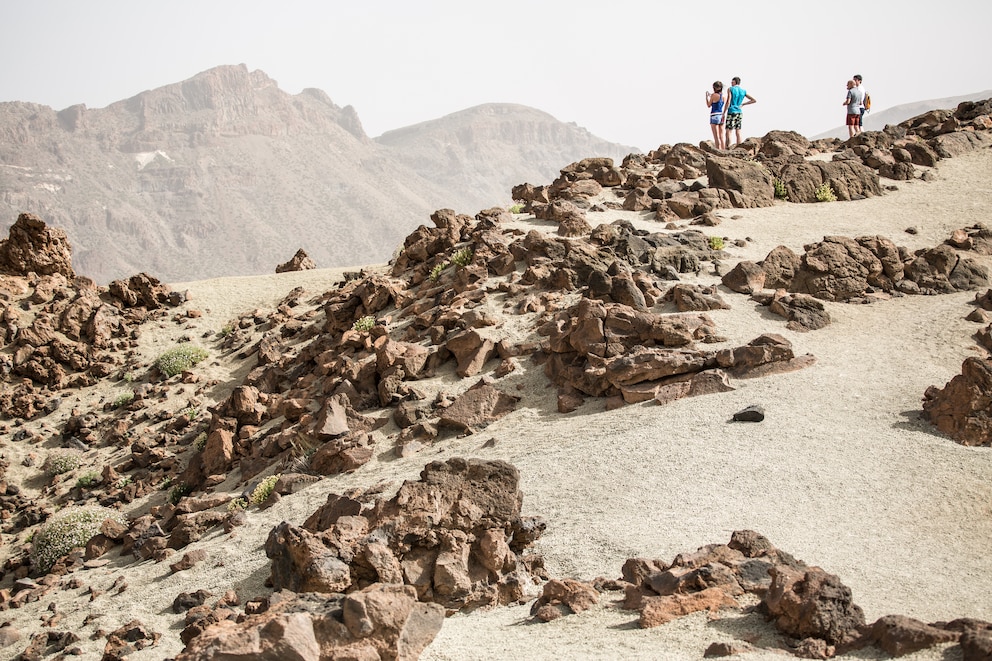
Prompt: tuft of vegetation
<box><xmin>352</xmin><ymin>315</ymin><xmax>376</xmax><ymax>333</ymax></box>
<box><xmin>43</xmin><ymin>450</ymin><xmax>82</xmax><ymax>477</ymax></box>
<box><xmin>709</xmin><ymin>236</ymin><xmax>725</xmax><ymax>251</ymax></box>
<box><xmin>168</xmin><ymin>482</ymin><xmax>191</xmax><ymax>505</ymax></box>
<box><xmin>31</xmin><ymin>505</ymin><xmax>128</xmax><ymax>572</ymax></box>
<box><xmin>112</xmin><ymin>391</ymin><xmax>134</xmax><ymax>408</ymax></box>
<box><xmin>429</xmin><ymin>261</ymin><xmax>448</xmax><ymax>282</ymax></box>
<box><xmin>115</xmin><ymin>476</ymin><xmax>133</xmax><ymax>490</ymax></box>
<box><xmin>451</xmin><ymin>247</ymin><xmax>474</xmax><ymax>268</ymax></box>
<box><xmin>227</xmin><ymin>497</ymin><xmax>248</xmax><ymax>512</ymax></box>
<box><xmin>773</xmin><ymin>179</ymin><xmax>788</xmax><ymax>200</ymax></box>
<box><xmin>75</xmin><ymin>472</ymin><xmax>100</xmax><ymax>489</ymax></box>
<box><xmin>814</xmin><ymin>183</ymin><xmax>837</xmax><ymax>203</ymax></box>
<box><xmin>508</xmin><ymin>203</ymin><xmax>525</xmax><ymax>214</ymax></box>
<box><xmin>181</xmin><ymin>405</ymin><xmax>199</xmax><ymax>420</ymax></box>
<box><xmin>194</xmin><ymin>432</ymin><xmax>208</xmax><ymax>451</ymax></box>
<box><xmin>155</xmin><ymin>344</ymin><xmax>209</xmax><ymax>377</ymax></box>
<box><xmin>249</xmin><ymin>474</ymin><xmax>281</xmax><ymax>506</ymax></box>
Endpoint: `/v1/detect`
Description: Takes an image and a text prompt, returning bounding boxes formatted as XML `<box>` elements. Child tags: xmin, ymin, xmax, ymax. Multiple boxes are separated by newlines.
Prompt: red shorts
<box><xmin>846</xmin><ymin>113</ymin><xmax>861</xmax><ymax>126</ymax></box>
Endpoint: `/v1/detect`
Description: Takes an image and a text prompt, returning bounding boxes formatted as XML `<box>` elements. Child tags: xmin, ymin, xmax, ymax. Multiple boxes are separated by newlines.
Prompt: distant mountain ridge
<box><xmin>814</xmin><ymin>89</ymin><xmax>992</xmax><ymax>139</ymax></box>
<box><xmin>0</xmin><ymin>65</ymin><xmax>635</xmax><ymax>283</ymax></box>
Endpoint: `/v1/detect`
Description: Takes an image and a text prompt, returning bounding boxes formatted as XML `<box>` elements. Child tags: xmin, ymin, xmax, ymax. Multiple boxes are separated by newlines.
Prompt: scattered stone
<box><xmin>732</xmin><ymin>405</ymin><xmax>765</xmax><ymax>422</ymax></box>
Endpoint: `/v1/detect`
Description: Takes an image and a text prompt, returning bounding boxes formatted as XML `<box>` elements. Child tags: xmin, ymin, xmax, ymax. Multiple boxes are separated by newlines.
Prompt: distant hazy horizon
<box><xmin>2</xmin><ymin>0</ymin><xmax>991</xmax><ymax>152</ymax></box>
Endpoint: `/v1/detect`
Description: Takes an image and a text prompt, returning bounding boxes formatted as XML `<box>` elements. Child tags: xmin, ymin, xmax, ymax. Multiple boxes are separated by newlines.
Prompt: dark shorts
<box><xmin>846</xmin><ymin>113</ymin><xmax>860</xmax><ymax>126</ymax></box>
<box><xmin>726</xmin><ymin>113</ymin><xmax>742</xmax><ymax>130</ymax></box>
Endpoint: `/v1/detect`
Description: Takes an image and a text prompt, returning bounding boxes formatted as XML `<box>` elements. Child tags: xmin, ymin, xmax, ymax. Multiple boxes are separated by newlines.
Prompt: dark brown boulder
<box><xmin>922</xmin><ymin>356</ymin><xmax>992</xmax><ymax>446</ymax></box>
<box><xmin>721</xmin><ymin>260</ymin><xmax>767</xmax><ymax>294</ymax></box>
<box><xmin>763</xmin><ymin>565</ymin><xmax>866</xmax><ymax>647</ymax></box>
<box><xmin>705</xmin><ymin>155</ymin><xmax>775</xmax><ymax>208</ymax></box>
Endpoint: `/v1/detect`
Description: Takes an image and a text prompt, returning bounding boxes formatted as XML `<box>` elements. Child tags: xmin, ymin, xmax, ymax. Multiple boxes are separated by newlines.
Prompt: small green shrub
<box><xmin>508</xmin><ymin>203</ymin><xmax>525</xmax><ymax>214</ymax></box>
<box><xmin>76</xmin><ymin>472</ymin><xmax>100</xmax><ymax>489</ymax></box>
<box><xmin>352</xmin><ymin>315</ymin><xmax>376</xmax><ymax>333</ymax></box>
<box><xmin>429</xmin><ymin>261</ymin><xmax>448</xmax><ymax>282</ymax></box>
<box><xmin>814</xmin><ymin>183</ymin><xmax>837</xmax><ymax>202</ymax></box>
<box><xmin>451</xmin><ymin>247</ymin><xmax>474</xmax><ymax>268</ymax></box>
<box><xmin>249</xmin><ymin>474</ymin><xmax>281</xmax><ymax>505</ymax></box>
<box><xmin>122</xmin><ymin>371</ymin><xmax>136</xmax><ymax>383</ymax></box>
<box><xmin>168</xmin><ymin>483</ymin><xmax>191</xmax><ymax>505</ymax></box>
<box><xmin>115</xmin><ymin>476</ymin><xmax>133</xmax><ymax>489</ymax></box>
<box><xmin>227</xmin><ymin>497</ymin><xmax>248</xmax><ymax>512</ymax></box>
<box><xmin>155</xmin><ymin>344</ymin><xmax>209</xmax><ymax>377</ymax></box>
<box><xmin>194</xmin><ymin>432</ymin><xmax>208</xmax><ymax>451</ymax></box>
<box><xmin>43</xmin><ymin>450</ymin><xmax>82</xmax><ymax>477</ymax></box>
<box><xmin>709</xmin><ymin>236</ymin><xmax>725</xmax><ymax>251</ymax></box>
<box><xmin>181</xmin><ymin>406</ymin><xmax>199</xmax><ymax>420</ymax></box>
<box><xmin>112</xmin><ymin>391</ymin><xmax>134</xmax><ymax>408</ymax></box>
<box><xmin>31</xmin><ymin>505</ymin><xmax>128</xmax><ymax>572</ymax></box>
<box><xmin>773</xmin><ymin>179</ymin><xmax>788</xmax><ymax>200</ymax></box>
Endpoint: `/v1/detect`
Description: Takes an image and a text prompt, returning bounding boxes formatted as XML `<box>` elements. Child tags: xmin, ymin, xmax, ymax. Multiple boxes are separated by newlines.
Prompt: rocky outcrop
<box><xmin>757</xmin><ymin>235</ymin><xmax>988</xmax><ymax>302</ymax></box>
<box><xmin>0</xmin><ymin>213</ymin><xmax>75</xmax><ymax>279</ymax></box>
<box><xmin>922</xmin><ymin>356</ymin><xmax>992</xmax><ymax>446</ymax></box>
<box><xmin>175</xmin><ymin>587</ymin><xmax>444</xmax><ymax>661</ymax></box>
<box><xmin>275</xmin><ymin>248</ymin><xmax>317</xmax><ymax>273</ymax></box>
<box><xmin>615</xmin><ymin>530</ymin><xmax>992</xmax><ymax>658</ymax></box>
<box><xmin>542</xmin><ymin>297</ymin><xmax>815</xmax><ymax>403</ymax></box>
<box><xmin>264</xmin><ymin>458</ymin><xmax>547</xmax><ymax>613</ymax></box>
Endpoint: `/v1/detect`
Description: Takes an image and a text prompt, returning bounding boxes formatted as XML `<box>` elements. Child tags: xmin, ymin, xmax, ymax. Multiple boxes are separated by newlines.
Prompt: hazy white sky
<box><xmin>3</xmin><ymin>0</ymin><xmax>991</xmax><ymax>152</ymax></box>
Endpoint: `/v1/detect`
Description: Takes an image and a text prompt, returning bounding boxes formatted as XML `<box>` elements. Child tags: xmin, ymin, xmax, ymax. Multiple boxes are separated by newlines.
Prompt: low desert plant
<box><xmin>75</xmin><ymin>472</ymin><xmax>100</xmax><ymax>489</ymax></box>
<box><xmin>43</xmin><ymin>450</ymin><xmax>82</xmax><ymax>477</ymax></box>
<box><xmin>193</xmin><ymin>432</ymin><xmax>208</xmax><ymax>451</ymax></box>
<box><xmin>451</xmin><ymin>247</ymin><xmax>474</xmax><ymax>268</ymax></box>
<box><xmin>112</xmin><ymin>391</ymin><xmax>134</xmax><ymax>408</ymax></box>
<box><xmin>181</xmin><ymin>405</ymin><xmax>200</xmax><ymax>420</ymax></box>
<box><xmin>249</xmin><ymin>474</ymin><xmax>281</xmax><ymax>505</ymax></box>
<box><xmin>814</xmin><ymin>183</ymin><xmax>837</xmax><ymax>202</ymax></box>
<box><xmin>508</xmin><ymin>203</ymin><xmax>525</xmax><ymax>214</ymax></box>
<box><xmin>227</xmin><ymin>497</ymin><xmax>248</xmax><ymax>512</ymax></box>
<box><xmin>352</xmin><ymin>315</ymin><xmax>376</xmax><ymax>333</ymax></box>
<box><xmin>709</xmin><ymin>236</ymin><xmax>725</xmax><ymax>251</ymax></box>
<box><xmin>115</xmin><ymin>476</ymin><xmax>133</xmax><ymax>489</ymax></box>
<box><xmin>168</xmin><ymin>482</ymin><xmax>191</xmax><ymax>505</ymax></box>
<box><xmin>31</xmin><ymin>505</ymin><xmax>128</xmax><ymax>572</ymax></box>
<box><xmin>773</xmin><ymin>179</ymin><xmax>788</xmax><ymax>200</ymax></box>
<box><xmin>155</xmin><ymin>344</ymin><xmax>209</xmax><ymax>377</ymax></box>
<box><xmin>429</xmin><ymin>261</ymin><xmax>448</xmax><ymax>282</ymax></box>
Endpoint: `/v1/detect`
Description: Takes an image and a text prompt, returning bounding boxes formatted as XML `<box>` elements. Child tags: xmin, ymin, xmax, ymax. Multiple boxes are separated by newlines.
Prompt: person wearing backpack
<box><xmin>843</xmin><ymin>79</ymin><xmax>865</xmax><ymax>138</ymax></box>
<box><xmin>854</xmin><ymin>74</ymin><xmax>870</xmax><ymax>128</ymax></box>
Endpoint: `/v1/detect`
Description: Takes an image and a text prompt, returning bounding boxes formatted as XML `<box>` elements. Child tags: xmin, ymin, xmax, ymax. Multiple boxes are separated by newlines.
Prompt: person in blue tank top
<box><xmin>721</xmin><ymin>77</ymin><xmax>756</xmax><ymax>148</ymax></box>
<box><xmin>706</xmin><ymin>81</ymin><xmax>726</xmax><ymax>149</ymax></box>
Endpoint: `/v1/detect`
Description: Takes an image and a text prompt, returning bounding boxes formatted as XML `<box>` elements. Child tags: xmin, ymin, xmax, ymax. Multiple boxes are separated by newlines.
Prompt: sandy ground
<box><xmin>3</xmin><ymin>146</ymin><xmax>992</xmax><ymax>660</ymax></box>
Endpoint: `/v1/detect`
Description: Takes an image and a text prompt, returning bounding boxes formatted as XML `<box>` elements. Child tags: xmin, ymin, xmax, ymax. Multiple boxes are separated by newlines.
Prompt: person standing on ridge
<box><xmin>843</xmin><ymin>79</ymin><xmax>864</xmax><ymax>138</ymax></box>
<box><xmin>722</xmin><ymin>77</ymin><xmax>756</xmax><ymax>148</ymax></box>
<box><xmin>854</xmin><ymin>74</ymin><xmax>869</xmax><ymax>129</ymax></box>
<box><xmin>706</xmin><ymin>81</ymin><xmax>726</xmax><ymax>150</ymax></box>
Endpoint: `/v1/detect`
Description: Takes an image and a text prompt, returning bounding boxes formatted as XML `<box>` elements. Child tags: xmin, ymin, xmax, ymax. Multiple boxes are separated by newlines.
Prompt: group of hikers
<box><xmin>705</xmin><ymin>74</ymin><xmax>870</xmax><ymax>147</ymax></box>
